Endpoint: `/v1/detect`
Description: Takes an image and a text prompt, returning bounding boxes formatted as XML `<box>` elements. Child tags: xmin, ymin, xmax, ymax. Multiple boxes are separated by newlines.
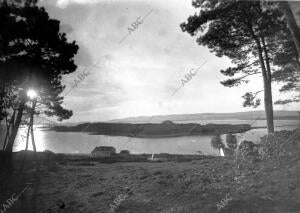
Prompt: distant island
<box><xmin>50</xmin><ymin>120</ymin><xmax>251</xmax><ymax>138</ymax></box>
<box><xmin>108</xmin><ymin>110</ymin><xmax>300</xmax><ymax>123</ymax></box>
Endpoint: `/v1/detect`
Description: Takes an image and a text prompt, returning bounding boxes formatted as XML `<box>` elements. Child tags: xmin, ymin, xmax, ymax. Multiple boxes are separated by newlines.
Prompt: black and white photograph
<box><xmin>0</xmin><ymin>0</ymin><xmax>300</xmax><ymax>212</ymax></box>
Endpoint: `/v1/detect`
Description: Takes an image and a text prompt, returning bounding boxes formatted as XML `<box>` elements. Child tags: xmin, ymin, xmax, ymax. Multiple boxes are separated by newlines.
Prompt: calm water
<box><xmin>1</xmin><ymin>120</ymin><xmax>299</xmax><ymax>155</ymax></box>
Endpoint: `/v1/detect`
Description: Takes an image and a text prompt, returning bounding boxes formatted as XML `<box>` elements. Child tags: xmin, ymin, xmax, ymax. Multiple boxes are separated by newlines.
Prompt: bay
<box><xmin>1</xmin><ymin>119</ymin><xmax>299</xmax><ymax>155</ymax></box>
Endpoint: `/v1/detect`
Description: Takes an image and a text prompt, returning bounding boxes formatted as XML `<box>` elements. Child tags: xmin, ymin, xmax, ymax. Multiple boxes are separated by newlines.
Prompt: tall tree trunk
<box><xmin>263</xmin><ymin>80</ymin><xmax>274</xmax><ymax>133</ymax></box>
<box><xmin>261</xmin><ymin>37</ymin><xmax>274</xmax><ymax>134</ymax></box>
<box><xmin>30</xmin><ymin>99</ymin><xmax>37</xmax><ymax>152</ymax></box>
<box><xmin>255</xmin><ymin>38</ymin><xmax>275</xmax><ymax>134</ymax></box>
<box><xmin>3</xmin><ymin>110</ymin><xmax>15</xmax><ymax>150</ymax></box>
<box><xmin>5</xmin><ymin>100</ymin><xmax>25</xmax><ymax>152</ymax></box>
<box><xmin>261</xmin><ymin>37</ymin><xmax>272</xmax><ymax>81</ymax></box>
<box><xmin>279</xmin><ymin>1</ymin><xmax>300</xmax><ymax>62</ymax></box>
<box><xmin>31</xmin><ymin>126</ymin><xmax>36</xmax><ymax>152</ymax></box>
<box><xmin>0</xmin><ymin>80</ymin><xmax>4</xmax><ymax>122</ymax></box>
<box><xmin>25</xmin><ymin>124</ymin><xmax>30</xmax><ymax>150</ymax></box>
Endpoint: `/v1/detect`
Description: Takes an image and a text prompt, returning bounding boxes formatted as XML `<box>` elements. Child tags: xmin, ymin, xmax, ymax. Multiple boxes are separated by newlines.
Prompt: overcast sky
<box><xmin>40</xmin><ymin>0</ymin><xmax>299</xmax><ymax>122</ymax></box>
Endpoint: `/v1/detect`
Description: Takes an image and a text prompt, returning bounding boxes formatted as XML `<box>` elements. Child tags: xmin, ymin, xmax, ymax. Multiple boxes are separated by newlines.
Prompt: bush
<box><xmin>236</xmin><ymin>140</ymin><xmax>259</xmax><ymax>159</ymax></box>
<box><xmin>226</xmin><ymin>134</ymin><xmax>237</xmax><ymax>150</ymax></box>
<box><xmin>223</xmin><ymin>147</ymin><xmax>235</xmax><ymax>156</ymax></box>
<box><xmin>260</xmin><ymin>129</ymin><xmax>300</xmax><ymax>160</ymax></box>
<box><xmin>211</xmin><ymin>135</ymin><xmax>225</xmax><ymax>150</ymax></box>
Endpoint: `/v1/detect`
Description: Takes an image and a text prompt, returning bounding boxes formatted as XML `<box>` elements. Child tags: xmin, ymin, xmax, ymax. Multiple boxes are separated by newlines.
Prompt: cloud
<box><xmin>40</xmin><ymin>0</ymin><xmax>300</xmax><ymax>122</ymax></box>
<box><xmin>56</xmin><ymin>0</ymin><xmax>104</xmax><ymax>8</ymax></box>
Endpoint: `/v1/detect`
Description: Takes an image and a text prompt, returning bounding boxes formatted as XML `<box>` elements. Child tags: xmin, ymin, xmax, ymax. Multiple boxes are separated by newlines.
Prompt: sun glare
<box><xmin>27</xmin><ymin>89</ymin><xmax>38</xmax><ymax>100</ymax></box>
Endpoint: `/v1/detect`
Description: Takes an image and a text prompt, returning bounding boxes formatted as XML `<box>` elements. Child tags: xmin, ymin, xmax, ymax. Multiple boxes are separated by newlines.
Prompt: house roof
<box><xmin>91</xmin><ymin>146</ymin><xmax>116</xmax><ymax>153</ymax></box>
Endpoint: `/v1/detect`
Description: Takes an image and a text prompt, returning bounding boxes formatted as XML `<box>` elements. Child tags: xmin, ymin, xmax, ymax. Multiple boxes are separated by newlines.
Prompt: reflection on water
<box><xmin>14</xmin><ymin>126</ymin><xmax>46</xmax><ymax>152</ymax></box>
<box><xmin>12</xmin><ymin>126</ymin><xmax>220</xmax><ymax>155</ymax></box>
<box><xmin>1</xmin><ymin>120</ymin><xmax>298</xmax><ymax>155</ymax></box>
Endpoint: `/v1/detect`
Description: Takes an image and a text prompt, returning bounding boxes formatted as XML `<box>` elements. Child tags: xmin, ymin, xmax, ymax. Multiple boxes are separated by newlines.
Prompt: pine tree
<box><xmin>181</xmin><ymin>0</ymin><xmax>298</xmax><ymax>133</ymax></box>
<box><xmin>0</xmin><ymin>0</ymin><xmax>78</xmax><ymax>152</ymax></box>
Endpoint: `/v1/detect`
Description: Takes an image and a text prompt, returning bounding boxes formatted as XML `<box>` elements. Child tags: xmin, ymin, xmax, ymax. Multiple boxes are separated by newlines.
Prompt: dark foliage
<box><xmin>0</xmin><ymin>0</ymin><xmax>78</xmax><ymax>151</ymax></box>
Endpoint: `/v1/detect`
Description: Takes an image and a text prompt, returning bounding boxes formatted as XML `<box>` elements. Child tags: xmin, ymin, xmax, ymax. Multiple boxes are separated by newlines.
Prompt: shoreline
<box><xmin>1</xmin><ymin>150</ymin><xmax>217</xmax><ymax>163</ymax></box>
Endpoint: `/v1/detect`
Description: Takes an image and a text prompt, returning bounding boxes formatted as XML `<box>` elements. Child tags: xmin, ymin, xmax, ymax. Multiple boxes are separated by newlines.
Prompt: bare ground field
<box><xmin>1</xmin><ymin>151</ymin><xmax>300</xmax><ymax>213</ymax></box>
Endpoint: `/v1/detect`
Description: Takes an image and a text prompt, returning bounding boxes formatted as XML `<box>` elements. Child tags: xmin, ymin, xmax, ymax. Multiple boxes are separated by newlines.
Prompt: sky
<box><xmin>39</xmin><ymin>0</ymin><xmax>300</xmax><ymax>122</ymax></box>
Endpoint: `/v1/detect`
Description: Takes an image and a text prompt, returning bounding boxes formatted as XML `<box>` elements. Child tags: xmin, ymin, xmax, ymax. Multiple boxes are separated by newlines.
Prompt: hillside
<box><xmin>108</xmin><ymin>110</ymin><xmax>300</xmax><ymax>123</ymax></box>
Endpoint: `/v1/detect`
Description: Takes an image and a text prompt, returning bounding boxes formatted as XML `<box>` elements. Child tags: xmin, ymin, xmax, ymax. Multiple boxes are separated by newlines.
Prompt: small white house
<box><xmin>91</xmin><ymin>146</ymin><xmax>116</xmax><ymax>158</ymax></box>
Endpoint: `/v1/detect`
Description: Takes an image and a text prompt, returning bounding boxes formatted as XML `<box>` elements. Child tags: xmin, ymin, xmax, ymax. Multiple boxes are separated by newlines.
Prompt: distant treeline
<box><xmin>50</xmin><ymin>122</ymin><xmax>251</xmax><ymax>138</ymax></box>
<box><xmin>109</xmin><ymin>110</ymin><xmax>300</xmax><ymax>123</ymax></box>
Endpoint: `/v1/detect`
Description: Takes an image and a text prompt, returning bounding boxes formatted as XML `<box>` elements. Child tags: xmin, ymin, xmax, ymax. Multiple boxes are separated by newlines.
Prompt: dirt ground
<box><xmin>1</xmin><ymin>153</ymin><xmax>300</xmax><ymax>213</ymax></box>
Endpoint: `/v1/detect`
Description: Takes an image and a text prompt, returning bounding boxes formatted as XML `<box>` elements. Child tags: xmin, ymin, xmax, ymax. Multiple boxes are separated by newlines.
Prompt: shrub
<box><xmin>211</xmin><ymin>135</ymin><xmax>225</xmax><ymax>150</ymax></box>
<box><xmin>236</xmin><ymin>140</ymin><xmax>259</xmax><ymax>159</ymax></box>
<box><xmin>260</xmin><ymin>129</ymin><xmax>300</xmax><ymax>160</ymax></box>
<box><xmin>226</xmin><ymin>134</ymin><xmax>238</xmax><ymax>150</ymax></box>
